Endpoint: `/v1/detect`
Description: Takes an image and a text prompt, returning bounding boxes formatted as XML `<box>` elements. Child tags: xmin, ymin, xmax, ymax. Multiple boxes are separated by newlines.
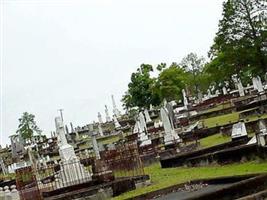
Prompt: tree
<box><xmin>180</xmin><ymin>53</ymin><xmax>205</xmax><ymax>95</ymax></box>
<box><xmin>209</xmin><ymin>0</ymin><xmax>267</xmax><ymax>77</ymax></box>
<box><xmin>16</xmin><ymin>112</ymin><xmax>42</xmax><ymax>141</ymax></box>
<box><xmin>157</xmin><ymin>63</ymin><xmax>189</xmax><ymax>102</ymax></box>
<box><xmin>122</xmin><ymin>64</ymin><xmax>160</xmax><ymax>110</ymax></box>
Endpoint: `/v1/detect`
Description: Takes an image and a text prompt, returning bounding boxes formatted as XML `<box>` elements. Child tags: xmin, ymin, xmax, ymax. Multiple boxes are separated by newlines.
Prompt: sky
<box><xmin>1</xmin><ymin>0</ymin><xmax>224</xmax><ymax>145</ymax></box>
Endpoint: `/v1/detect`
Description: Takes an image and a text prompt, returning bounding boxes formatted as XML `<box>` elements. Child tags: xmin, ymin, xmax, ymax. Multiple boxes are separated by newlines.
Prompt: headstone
<box><xmin>137</xmin><ymin>112</ymin><xmax>151</xmax><ymax>146</ymax></box>
<box><xmin>232</xmin><ymin>75</ymin><xmax>245</xmax><ymax>97</ymax></box>
<box><xmin>98</xmin><ymin>112</ymin><xmax>103</xmax><ymax>124</ymax></box>
<box><xmin>223</xmin><ymin>87</ymin><xmax>228</xmax><ymax>95</ymax></box>
<box><xmin>207</xmin><ymin>89</ymin><xmax>211</xmax><ymax>99</ymax></box>
<box><xmin>144</xmin><ymin>109</ymin><xmax>152</xmax><ymax>123</ymax></box>
<box><xmin>182</xmin><ymin>89</ymin><xmax>189</xmax><ymax>108</ymax></box>
<box><xmin>105</xmin><ymin>105</ymin><xmax>111</xmax><ymax>122</ymax></box>
<box><xmin>231</xmin><ymin>121</ymin><xmax>247</xmax><ymax>140</ymax></box>
<box><xmin>55</xmin><ymin>117</ymin><xmax>76</xmax><ymax>161</ymax></box>
<box><xmin>252</xmin><ymin>76</ymin><xmax>264</xmax><ymax>93</ymax></box>
<box><xmin>160</xmin><ymin>107</ymin><xmax>181</xmax><ymax>145</ymax></box>
<box><xmin>92</xmin><ymin>132</ymin><xmax>100</xmax><ymax>160</ymax></box>
<box><xmin>98</xmin><ymin>123</ymin><xmax>104</xmax><ymax>137</ymax></box>
<box><xmin>113</xmin><ymin>115</ymin><xmax>121</xmax><ymax>129</ymax></box>
<box><xmin>70</xmin><ymin>122</ymin><xmax>74</xmax><ymax>133</ymax></box>
<box><xmin>166</xmin><ymin>102</ymin><xmax>175</xmax><ymax>128</ymax></box>
<box><xmin>65</xmin><ymin>125</ymin><xmax>69</xmax><ymax>134</ymax></box>
<box><xmin>54</xmin><ymin>116</ymin><xmax>91</xmax><ymax>187</ymax></box>
<box><xmin>0</xmin><ymin>158</ymin><xmax>7</xmax><ymax>175</ymax></box>
<box><xmin>111</xmin><ymin>95</ymin><xmax>121</xmax><ymax>117</ymax></box>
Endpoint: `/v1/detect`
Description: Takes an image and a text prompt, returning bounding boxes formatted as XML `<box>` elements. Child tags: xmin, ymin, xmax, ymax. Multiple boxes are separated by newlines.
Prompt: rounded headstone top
<box><xmin>0</xmin><ymin>187</ymin><xmax>3</xmax><ymax>191</ymax></box>
<box><xmin>10</xmin><ymin>185</ymin><xmax>16</xmax><ymax>190</ymax></box>
<box><xmin>4</xmin><ymin>186</ymin><xmax>9</xmax><ymax>190</ymax></box>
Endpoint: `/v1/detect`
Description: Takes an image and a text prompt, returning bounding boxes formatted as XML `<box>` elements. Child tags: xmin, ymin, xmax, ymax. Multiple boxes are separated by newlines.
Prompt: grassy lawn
<box><xmin>199</xmin><ymin>134</ymin><xmax>231</xmax><ymax>148</ymax></box>
<box><xmin>97</xmin><ymin>135</ymin><xmax>120</xmax><ymax>145</ymax></box>
<box><xmin>113</xmin><ymin>161</ymin><xmax>267</xmax><ymax>200</ymax></box>
<box><xmin>202</xmin><ymin>112</ymin><xmax>239</xmax><ymax>128</ymax></box>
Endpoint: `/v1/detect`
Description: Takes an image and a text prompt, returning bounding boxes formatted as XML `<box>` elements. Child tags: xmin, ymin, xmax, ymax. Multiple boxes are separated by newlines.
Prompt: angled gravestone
<box><xmin>98</xmin><ymin>112</ymin><xmax>103</xmax><ymax>124</ymax></box>
<box><xmin>113</xmin><ymin>115</ymin><xmax>121</xmax><ymax>129</ymax></box>
<box><xmin>105</xmin><ymin>105</ymin><xmax>111</xmax><ymax>122</ymax></box>
<box><xmin>160</xmin><ymin>107</ymin><xmax>181</xmax><ymax>145</ymax></box>
<box><xmin>231</xmin><ymin>121</ymin><xmax>248</xmax><ymax>141</ymax></box>
<box><xmin>138</xmin><ymin>112</ymin><xmax>152</xmax><ymax>147</ymax></box>
<box><xmin>252</xmin><ymin>76</ymin><xmax>264</xmax><ymax>93</ymax></box>
<box><xmin>182</xmin><ymin>89</ymin><xmax>189</xmax><ymax>108</ymax></box>
<box><xmin>111</xmin><ymin>95</ymin><xmax>121</xmax><ymax>117</ymax></box>
<box><xmin>144</xmin><ymin>109</ymin><xmax>152</xmax><ymax>123</ymax></box>
<box><xmin>98</xmin><ymin>123</ymin><xmax>104</xmax><ymax>137</ymax></box>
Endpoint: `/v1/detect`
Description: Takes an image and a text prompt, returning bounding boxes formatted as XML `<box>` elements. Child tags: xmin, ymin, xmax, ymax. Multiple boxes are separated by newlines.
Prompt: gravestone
<box><xmin>160</xmin><ymin>107</ymin><xmax>181</xmax><ymax>145</ymax></box>
<box><xmin>223</xmin><ymin>87</ymin><xmax>228</xmax><ymax>95</ymax></box>
<box><xmin>105</xmin><ymin>105</ymin><xmax>111</xmax><ymax>122</ymax></box>
<box><xmin>257</xmin><ymin>119</ymin><xmax>267</xmax><ymax>147</ymax></box>
<box><xmin>113</xmin><ymin>115</ymin><xmax>121</xmax><ymax>129</ymax></box>
<box><xmin>144</xmin><ymin>109</ymin><xmax>152</xmax><ymax>123</ymax></box>
<box><xmin>111</xmin><ymin>95</ymin><xmax>121</xmax><ymax>117</ymax></box>
<box><xmin>98</xmin><ymin>123</ymin><xmax>104</xmax><ymax>137</ymax></box>
<box><xmin>252</xmin><ymin>76</ymin><xmax>264</xmax><ymax>93</ymax></box>
<box><xmin>231</xmin><ymin>121</ymin><xmax>248</xmax><ymax>141</ymax></box>
<box><xmin>55</xmin><ymin>116</ymin><xmax>91</xmax><ymax>187</ymax></box>
<box><xmin>182</xmin><ymin>89</ymin><xmax>188</xmax><ymax>108</ymax></box>
<box><xmin>138</xmin><ymin>112</ymin><xmax>151</xmax><ymax>147</ymax></box>
<box><xmin>98</xmin><ymin>112</ymin><xmax>103</xmax><ymax>124</ymax></box>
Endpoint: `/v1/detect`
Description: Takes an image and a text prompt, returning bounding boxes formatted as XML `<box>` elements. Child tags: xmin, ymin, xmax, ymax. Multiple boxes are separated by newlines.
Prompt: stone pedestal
<box><xmin>139</xmin><ymin>132</ymin><xmax>152</xmax><ymax>147</ymax></box>
<box><xmin>164</xmin><ymin>130</ymin><xmax>181</xmax><ymax>146</ymax></box>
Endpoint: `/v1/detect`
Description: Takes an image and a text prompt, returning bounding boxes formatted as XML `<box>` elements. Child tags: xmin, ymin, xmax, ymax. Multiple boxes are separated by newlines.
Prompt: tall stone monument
<box><xmin>105</xmin><ymin>105</ymin><xmax>111</xmax><ymax>122</ymax></box>
<box><xmin>98</xmin><ymin>112</ymin><xmax>103</xmax><ymax>124</ymax></box>
<box><xmin>182</xmin><ymin>89</ymin><xmax>189</xmax><ymax>108</ymax></box>
<box><xmin>160</xmin><ymin>106</ymin><xmax>181</xmax><ymax>146</ymax></box>
<box><xmin>137</xmin><ymin>112</ymin><xmax>152</xmax><ymax>147</ymax></box>
<box><xmin>113</xmin><ymin>115</ymin><xmax>121</xmax><ymax>129</ymax></box>
<box><xmin>98</xmin><ymin>123</ymin><xmax>104</xmax><ymax>137</ymax></box>
<box><xmin>111</xmin><ymin>95</ymin><xmax>121</xmax><ymax>117</ymax></box>
<box><xmin>55</xmin><ymin>117</ymin><xmax>91</xmax><ymax>187</ymax></box>
<box><xmin>144</xmin><ymin>109</ymin><xmax>152</xmax><ymax>123</ymax></box>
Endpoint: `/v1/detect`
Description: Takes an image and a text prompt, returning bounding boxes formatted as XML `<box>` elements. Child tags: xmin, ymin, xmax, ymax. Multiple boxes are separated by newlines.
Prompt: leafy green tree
<box><xmin>122</xmin><ymin>64</ymin><xmax>160</xmax><ymax>109</ymax></box>
<box><xmin>16</xmin><ymin>112</ymin><xmax>42</xmax><ymax>141</ymax></box>
<box><xmin>180</xmin><ymin>53</ymin><xmax>205</xmax><ymax>95</ymax></box>
<box><xmin>157</xmin><ymin>63</ymin><xmax>189</xmax><ymax>102</ymax></box>
<box><xmin>209</xmin><ymin>0</ymin><xmax>267</xmax><ymax>77</ymax></box>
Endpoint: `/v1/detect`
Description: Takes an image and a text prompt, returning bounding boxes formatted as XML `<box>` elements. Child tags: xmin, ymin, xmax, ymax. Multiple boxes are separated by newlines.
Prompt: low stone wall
<box><xmin>160</xmin><ymin>138</ymin><xmax>249</xmax><ymax>168</ymax></box>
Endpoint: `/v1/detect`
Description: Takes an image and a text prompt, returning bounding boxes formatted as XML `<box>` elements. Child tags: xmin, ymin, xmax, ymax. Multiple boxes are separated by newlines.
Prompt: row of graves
<box><xmin>1</xmin><ymin>77</ymin><xmax>267</xmax><ymax>199</ymax></box>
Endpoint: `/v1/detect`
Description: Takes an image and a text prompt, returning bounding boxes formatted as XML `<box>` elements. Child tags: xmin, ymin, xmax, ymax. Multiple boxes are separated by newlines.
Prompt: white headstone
<box><xmin>160</xmin><ymin>107</ymin><xmax>181</xmax><ymax>145</ymax></box>
<box><xmin>137</xmin><ymin>112</ymin><xmax>151</xmax><ymax>146</ymax></box>
<box><xmin>144</xmin><ymin>109</ymin><xmax>152</xmax><ymax>123</ymax></box>
<box><xmin>105</xmin><ymin>105</ymin><xmax>111</xmax><ymax>122</ymax></box>
<box><xmin>111</xmin><ymin>95</ymin><xmax>121</xmax><ymax>117</ymax></box>
<box><xmin>98</xmin><ymin>123</ymin><xmax>104</xmax><ymax>137</ymax></box>
<box><xmin>231</xmin><ymin>121</ymin><xmax>247</xmax><ymax>140</ymax></box>
<box><xmin>223</xmin><ymin>87</ymin><xmax>228</xmax><ymax>95</ymax></box>
<box><xmin>55</xmin><ymin>117</ymin><xmax>76</xmax><ymax>161</ymax></box>
<box><xmin>252</xmin><ymin>76</ymin><xmax>264</xmax><ymax>93</ymax></box>
<box><xmin>98</xmin><ymin>112</ymin><xmax>103</xmax><ymax>124</ymax></box>
<box><xmin>113</xmin><ymin>115</ymin><xmax>121</xmax><ymax>129</ymax></box>
<box><xmin>182</xmin><ymin>89</ymin><xmax>188</xmax><ymax>108</ymax></box>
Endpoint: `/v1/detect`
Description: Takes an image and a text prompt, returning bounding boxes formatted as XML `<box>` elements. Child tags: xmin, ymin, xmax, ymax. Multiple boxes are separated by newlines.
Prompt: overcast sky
<box><xmin>1</xmin><ymin>0</ymin><xmax>224</xmax><ymax>145</ymax></box>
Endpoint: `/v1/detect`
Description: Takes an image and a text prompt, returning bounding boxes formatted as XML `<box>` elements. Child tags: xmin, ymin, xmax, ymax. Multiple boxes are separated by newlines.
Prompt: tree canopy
<box><xmin>16</xmin><ymin>112</ymin><xmax>42</xmax><ymax>141</ymax></box>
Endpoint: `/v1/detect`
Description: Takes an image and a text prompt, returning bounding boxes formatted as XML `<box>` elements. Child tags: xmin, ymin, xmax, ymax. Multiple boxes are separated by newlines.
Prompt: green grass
<box><xmin>97</xmin><ymin>135</ymin><xmax>120</xmax><ymax>145</ymax></box>
<box><xmin>199</xmin><ymin>134</ymin><xmax>231</xmax><ymax>148</ymax></box>
<box><xmin>113</xmin><ymin>161</ymin><xmax>267</xmax><ymax>200</ymax></box>
<box><xmin>202</xmin><ymin>103</ymin><xmax>232</xmax><ymax>114</ymax></box>
<box><xmin>202</xmin><ymin>112</ymin><xmax>239</xmax><ymax>128</ymax></box>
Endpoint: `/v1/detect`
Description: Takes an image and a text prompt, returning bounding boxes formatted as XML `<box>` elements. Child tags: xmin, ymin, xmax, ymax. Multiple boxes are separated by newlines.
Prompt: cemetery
<box><xmin>2</xmin><ymin>0</ymin><xmax>267</xmax><ymax>199</ymax></box>
<box><xmin>0</xmin><ymin>74</ymin><xmax>267</xmax><ymax>200</ymax></box>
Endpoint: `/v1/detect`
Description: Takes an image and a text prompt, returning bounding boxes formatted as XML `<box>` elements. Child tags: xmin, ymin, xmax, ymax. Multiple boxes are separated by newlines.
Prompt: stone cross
<box><xmin>55</xmin><ymin>117</ymin><xmax>76</xmax><ymax>161</ymax></box>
